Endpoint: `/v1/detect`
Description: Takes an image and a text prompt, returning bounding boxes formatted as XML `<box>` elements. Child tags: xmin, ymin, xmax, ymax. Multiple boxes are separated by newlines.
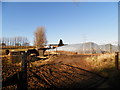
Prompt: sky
<box><xmin>2</xmin><ymin>2</ymin><xmax>118</xmax><ymax>45</ymax></box>
<box><xmin>0</xmin><ymin>2</ymin><xmax>2</xmax><ymax>39</ymax></box>
<box><xmin>1</xmin><ymin>0</ymin><xmax>119</xmax><ymax>2</ymax></box>
<box><xmin>119</xmin><ymin>1</ymin><xmax>120</xmax><ymax>47</ymax></box>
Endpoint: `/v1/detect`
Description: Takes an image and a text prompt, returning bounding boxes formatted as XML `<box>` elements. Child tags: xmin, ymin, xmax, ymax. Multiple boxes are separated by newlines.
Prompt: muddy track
<box><xmin>2</xmin><ymin>62</ymin><xmax>107</xmax><ymax>89</ymax></box>
<box><xmin>28</xmin><ymin>62</ymin><xmax>107</xmax><ymax>88</ymax></box>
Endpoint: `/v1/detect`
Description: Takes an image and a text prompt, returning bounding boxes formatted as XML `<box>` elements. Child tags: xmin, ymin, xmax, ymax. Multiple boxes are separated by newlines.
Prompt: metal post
<box><xmin>115</xmin><ymin>52</ymin><xmax>119</xmax><ymax>70</ymax></box>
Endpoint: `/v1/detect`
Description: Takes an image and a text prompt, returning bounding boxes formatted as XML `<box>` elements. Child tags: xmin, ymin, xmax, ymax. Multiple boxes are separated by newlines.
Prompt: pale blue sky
<box><xmin>2</xmin><ymin>2</ymin><xmax>118</xmax><ymax>45</ymax></box>
<box><xmin>0</xmin><ymin>2</ymin><xmax>2</xmax><ymax>38</ymax></box>
<box><xmin>1</xmin><ymin>0</ymin><xmax>119</xmax><ymax>2</ymax></box>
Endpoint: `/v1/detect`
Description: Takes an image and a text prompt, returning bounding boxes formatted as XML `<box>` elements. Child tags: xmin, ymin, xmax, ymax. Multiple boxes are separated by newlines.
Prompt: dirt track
<box><xmin>26</xmin><ymin>55</ymin><xmax>106</xmax><ymax>88</ymax></box>
<box><xmin>3</xmin><ymin>54</ymin><xmax>118</xmax><ymax>89</ymax></box>
<box><xmin>27</xmin><ymin>62</ymin><xmax>105</xmax><ymax>88</ymax></box>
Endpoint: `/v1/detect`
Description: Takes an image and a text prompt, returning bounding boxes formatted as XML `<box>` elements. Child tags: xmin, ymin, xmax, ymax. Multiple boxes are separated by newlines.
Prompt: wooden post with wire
<box><xmin>115</xmin><ymin>52</ymin><xmax>119</xmax><ymax>70</ymax></box>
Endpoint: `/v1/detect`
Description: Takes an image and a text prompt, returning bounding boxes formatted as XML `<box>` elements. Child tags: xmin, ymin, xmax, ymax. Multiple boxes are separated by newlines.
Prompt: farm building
<box><xmin>48</xmin><ymin>39</ymin><xmax>68</xmax><ymax>48</ymax></box>
<box><xmin>48</xmin><ymin>44</ymin><xmax>68</xmax><ymax>48</ymax></box>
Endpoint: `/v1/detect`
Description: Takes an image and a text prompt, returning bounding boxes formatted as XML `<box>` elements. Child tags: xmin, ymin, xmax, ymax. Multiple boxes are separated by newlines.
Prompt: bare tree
<box><xmin>34</xmin><ymin>26</ymin><xmax>47</xmax><ymax>48</ymax></box>
<box><xmin>22</xmin><ymin>37</ymin><xmax>29</xmax><ymax>46</ymax></box>
<box><xmin>0</xmin><ymin>38</ymin><xmax>2</xmax><ymax>47</ymax></box>
<box><xmin>0</xmin><ymin>38</ymin><xmax>2</xmax><ymax>44</ymax></box>
<box><xmin>0</xmin><ymin>37</ymin><xmax>30</xmax><ymax>46</ymax></box>
<box><xmin>11</xmin><ymin>37</ymin><xmax>15</xmax><ymax>46</ymax></box>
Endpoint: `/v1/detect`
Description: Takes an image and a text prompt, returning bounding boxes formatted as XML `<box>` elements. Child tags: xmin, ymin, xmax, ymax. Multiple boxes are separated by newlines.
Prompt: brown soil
<box><xmin>3</xmin><ymin>54</ymin><xmax>119</xmax><ymax>89</ymax></box>
<box><xmin>49</xmin><ymin>54</ymin><xmax>92</xmax><ymax>71</ymax></box>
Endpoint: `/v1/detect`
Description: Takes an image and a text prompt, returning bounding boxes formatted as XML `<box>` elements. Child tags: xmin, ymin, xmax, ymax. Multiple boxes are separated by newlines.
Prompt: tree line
<box><xmin>0</xmin><ymin>36</ymin><xmax>29</xmax><ymax>46</ymax></box>
<box><xmin>0</xmin><ymin>26</ymin><xmax>47</xmax><ymax>47</ymax></box>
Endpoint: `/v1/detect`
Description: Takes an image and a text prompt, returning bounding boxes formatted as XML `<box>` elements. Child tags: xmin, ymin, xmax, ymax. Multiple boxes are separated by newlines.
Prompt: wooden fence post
<box><xmin>115</xmin><ymin>52</ymin><xmax>119</xmax><ymax>70</ymax></box>
<box><xmin>18</xmin><ymin>52</ymin><xmax>28</xmax><ymax>90</ymax></box>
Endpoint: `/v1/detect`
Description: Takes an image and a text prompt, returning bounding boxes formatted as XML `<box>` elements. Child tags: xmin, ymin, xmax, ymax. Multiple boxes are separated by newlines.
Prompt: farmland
<box><xmin>1</xmin><ymin>2</ymin><xmax>119</xmax><ymax>89</ymax></box>
<box><xmin>1</xmin><ymin>48</ymin><xmax>120</xmax><ymax>89</ymax></box>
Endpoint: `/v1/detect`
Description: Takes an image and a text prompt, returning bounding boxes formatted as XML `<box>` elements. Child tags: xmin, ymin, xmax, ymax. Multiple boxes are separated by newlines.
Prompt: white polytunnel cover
<box><xmin>48</xmin><ymin>42</ymin><xmax>102</xmax><ymax>54</ymax></box>
<box><xmin>99</xmin><ymin>44</ymin><xmax>118</xmax><ymax>52</ymax></box>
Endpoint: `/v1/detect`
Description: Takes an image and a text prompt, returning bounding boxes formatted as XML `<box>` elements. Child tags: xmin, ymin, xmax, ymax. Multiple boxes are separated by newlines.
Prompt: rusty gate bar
<box><xmin>115</xmin><ymin>52</ymin><xmax>119</xmax><ymax>70</ymax></box>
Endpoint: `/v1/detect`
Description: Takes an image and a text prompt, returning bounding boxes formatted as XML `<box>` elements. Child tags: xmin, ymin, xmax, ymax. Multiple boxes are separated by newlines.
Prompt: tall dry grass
<box><xmin>85</xmin><ymin>53</ymin><xmax>116</xmax><ymax>71</ymax></box>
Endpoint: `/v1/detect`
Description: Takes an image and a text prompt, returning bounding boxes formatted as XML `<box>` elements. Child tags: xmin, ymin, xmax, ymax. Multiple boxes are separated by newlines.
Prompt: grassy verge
<box><xmin>84</xmin><ymin>53</ymin><xmax>120</xmax><ymax>88</ymax></box>
<box><xmin>85</xmin><ymin>53</ymin><xmax>116</xmax><ymax>71</ymax></box>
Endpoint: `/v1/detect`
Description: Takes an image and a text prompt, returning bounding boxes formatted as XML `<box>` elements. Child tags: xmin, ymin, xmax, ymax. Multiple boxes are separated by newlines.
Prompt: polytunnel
<box><xmin>48</xmin><ymin>42</ymin><xmax>102</xmax><ymax>54</ymax></box>
<box><xmin>99</xmin><ymin>44</ymin><xmax>118</xmax><ymax>53</ymax></box>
